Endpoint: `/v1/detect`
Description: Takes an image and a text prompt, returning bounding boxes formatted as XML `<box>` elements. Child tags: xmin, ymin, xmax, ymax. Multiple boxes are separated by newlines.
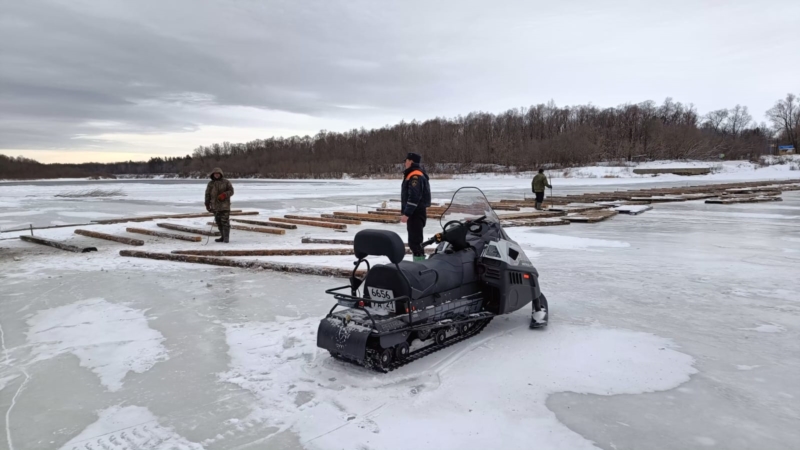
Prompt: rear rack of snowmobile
<box><xmin>324</xmin><ymin>285</ymin><xmax>490</xmax><ymax>337</ymax></box>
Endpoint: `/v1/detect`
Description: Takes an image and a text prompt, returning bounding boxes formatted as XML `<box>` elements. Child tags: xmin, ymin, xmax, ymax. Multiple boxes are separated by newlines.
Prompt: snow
<box><xmin>58</xmin><ymin>405</ymin><xmax>203</xmax><ymax>450</ymax></box>
<box><xmin>1</xmin><ymin>165</ymin><xmax>799</xmax><ymax>449</ymax></box>
<box><xmin>220</xmin><ymin>317</ymin><xmax>695</xmax><ymax>450</ymax></box>
<box><xmin>741</xmin><ymin>323</ymin><xmax>786</xmax><ymax>333</ymax></box>
<box><xmin>26</xmin><ymin>298</ymin><xmax>169</xmax><ymax>392</ymax></box>
<box><xmin>0</xmin><ymin>374</ymin><xmax>18</xmax><ymax>392</ymax></box>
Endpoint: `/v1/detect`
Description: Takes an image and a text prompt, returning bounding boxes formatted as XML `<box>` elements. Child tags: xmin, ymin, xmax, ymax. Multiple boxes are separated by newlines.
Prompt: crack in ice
<box><xmin>5</xmin><ymin>369</ymin><xmax>30</xmax><ymax>450</ymax></box>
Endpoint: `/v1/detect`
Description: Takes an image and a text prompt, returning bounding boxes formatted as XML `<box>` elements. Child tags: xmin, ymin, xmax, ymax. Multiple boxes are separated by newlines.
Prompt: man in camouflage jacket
<box><xmin>205</xmin><ymin>167</ymin><xmax>234</xmax><ymax>243</ymax></box>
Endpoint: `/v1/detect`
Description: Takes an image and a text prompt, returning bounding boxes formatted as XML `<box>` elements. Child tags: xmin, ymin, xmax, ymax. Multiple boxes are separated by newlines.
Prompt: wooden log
<box><xmin>229</xmin><ymin>218</ymin><xmax>297</xmax><ymax>229</ymax></box>
<box><xmin>283</xmin><ymin>215</ymin><xmax>361</xmax><ymax>225</ymax></box>
<box><xmin>126</xmin><ymin>227</ymin><xmax>202</xmax><ymax>242</ymax></box>
<box><xmin>157</xmin><ymin>223</ymin><xmax>220</xmax><ymax>236</ymax></box>
<box><xmin>487</xmin><ymin>204</ymin><xmax>521</xmax><ymax>211</ymax></box>
<box><xmin>74</xmin><ymin>229</ymin><xmax>144</xmax><ymax>246</ymax></box>
<box><xmin>119</xmin><ymin>250</ymin><xmax>362</xmax><ymax>278</ymax></box>
<box><xmin>20</xmin><ymin>235</ymin><xmax>97</xmax><ymax>253</ymax></box>
<box><xmin>705</xmin><ymin>196</ymin><xmax>783</xmax><ymax>204</ymax></box>
<box><xmin>298</xmin><ymin>237</ymin><xmax>434</xmax><ymax>254</ymax></box>
<box><xmin>92</xmin><ymin>210</ymin><xmax>256</xmax><ymax>225</ymax></box>
<box><xmin>548</xmin><ymin>204</ymin><xmax>609</xmax><ymax>214</ymax></box>
<box><xmin>302</xmin><ymin>237</ymin><xmax>354</xmax><ymax>245</ymax></box>
<box><xmin>172</xmin><ymin>248</ymin><xmax>355</xmax><ymax>256</ymax></box>
<box><xmin>564</xmin><ymin>210</ymin><xmax>619</xmax><ymax>223</ymax></box>
<box><xmin>325</xmin><ymin>213</ymin><xmax>399</xmax><ymax>224</ymax></box>
<box><xmin>333</xmin><ymin>211</ymin><xmax>400</xmax><ymax>219</ymax></box>
<box><xmin>501</xmin><ymin>218</ymin><xmax>570</xmax><ymax>227</ymax></box>
<box><xmin>206</xmin><ymin>223</ymin><xmax>286</xmax><ymax>235</ymax></box>
<box><xmin>269</xmin><ymin>217</ymin><xmax>347</xmax><ymax>230</ymax></box>
<box><xmin>630</xmin><ymin>196</ymin><xmax>687</xmax><ymax>203</ymax></box>
<box><xmin>613</xmin><ymin>205</ymin><xmax>653</xmax><ymax>215</ymax></box>
<box><xmin>498</xmin><ymin>211</ymin><xmax>566</xmax><ymax>220</ymax></box>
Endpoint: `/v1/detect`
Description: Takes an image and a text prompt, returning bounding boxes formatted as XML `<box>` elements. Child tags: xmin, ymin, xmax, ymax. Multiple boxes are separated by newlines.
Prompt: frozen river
<box><xmin>1</xmin><ymin>173</ymin><xmax>799</xmax><ymax>449</ymax></box>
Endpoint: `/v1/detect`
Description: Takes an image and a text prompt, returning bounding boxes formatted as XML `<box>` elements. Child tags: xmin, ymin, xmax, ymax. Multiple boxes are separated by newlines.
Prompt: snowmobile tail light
<box><xmin>523</xmin><ymin>273</ymin><xmax>530</xmax><ymax>279</ymax></box>
<box><xmin>358</xmin><ymin>300</ymin><xmax>365</xmax><ymax>307</ymax></box>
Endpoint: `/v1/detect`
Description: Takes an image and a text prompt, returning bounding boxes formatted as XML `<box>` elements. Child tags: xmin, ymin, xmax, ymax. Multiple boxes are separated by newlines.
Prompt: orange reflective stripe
<box><xmin>405</xmin><ymin>170</ymin><xmax>424</xmax><ymax>180</ymax></box>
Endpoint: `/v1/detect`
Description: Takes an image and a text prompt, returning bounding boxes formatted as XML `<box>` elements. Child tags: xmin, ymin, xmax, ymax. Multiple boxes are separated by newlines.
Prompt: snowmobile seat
<box><xmin>398</xmin><ymin>254</ymin><xmax>464</xmax><ymax>295</ymax></box>
<box><xmin>354</xmin><ymin>230</ymin><xmax>406</xmax><ymax>264</ymax></box>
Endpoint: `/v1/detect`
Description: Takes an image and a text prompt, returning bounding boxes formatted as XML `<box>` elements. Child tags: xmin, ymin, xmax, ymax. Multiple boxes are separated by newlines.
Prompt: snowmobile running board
<box><xmin>330</xmin><ymin>312</ymin><xmax>494</xmax><ymax>373</ymax></box>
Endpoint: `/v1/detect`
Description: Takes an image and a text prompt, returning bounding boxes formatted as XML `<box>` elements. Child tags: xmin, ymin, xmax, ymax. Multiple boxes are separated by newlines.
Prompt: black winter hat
<box><xmin>405</xmin><ymin>152</ymin><xmax>421</xmax><ymax>164</ymax></box>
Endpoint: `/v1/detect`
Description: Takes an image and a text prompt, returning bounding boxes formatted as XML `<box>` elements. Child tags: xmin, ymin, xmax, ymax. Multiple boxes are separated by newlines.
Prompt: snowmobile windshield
<box><xmin>440</xmin><ymin>187</ymin><xmax>500</xmax><ymax>228</ymax></box>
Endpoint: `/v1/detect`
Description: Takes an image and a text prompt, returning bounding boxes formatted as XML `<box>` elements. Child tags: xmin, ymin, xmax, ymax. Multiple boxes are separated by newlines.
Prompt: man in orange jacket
<box><xmin>400</xmin><ymin>153</ymin><xmax>431</xmax><ymax>261</ymax></box>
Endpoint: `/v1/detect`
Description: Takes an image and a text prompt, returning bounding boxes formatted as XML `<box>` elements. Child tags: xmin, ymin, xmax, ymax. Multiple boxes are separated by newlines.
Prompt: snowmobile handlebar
<box><xmin>421</xmin><ymin>234</ymin><xmax>441</xmax><ymax>247</ymax></box>
<box><xmin>422</xmin><ymin>215</ymin><xmax>488</xmax><ymax>248</ymax></box>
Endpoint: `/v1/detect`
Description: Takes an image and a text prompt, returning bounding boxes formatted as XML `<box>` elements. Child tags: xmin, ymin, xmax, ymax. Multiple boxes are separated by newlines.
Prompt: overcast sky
<box><xmin>2</xmin><ymin>0</ymin><xmax>799</xmax><ymax>163</ymax></box>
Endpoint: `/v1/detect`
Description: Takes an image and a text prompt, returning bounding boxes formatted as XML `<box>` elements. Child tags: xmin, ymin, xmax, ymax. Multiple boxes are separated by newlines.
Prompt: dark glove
<box><xmin>205</xmin><ymin>203</ymin><xmax>212</xmax><ymax>212</ymax></box>
<box><xmin>217</xmin><ymin>193</ymin><xmax>227</xmax><ymax>201</ymax></box>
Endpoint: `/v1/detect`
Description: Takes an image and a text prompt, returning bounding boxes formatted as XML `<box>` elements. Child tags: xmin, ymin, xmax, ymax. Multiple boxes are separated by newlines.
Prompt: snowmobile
<box><xmin>317</xmin><ymin>187</ymin><xmax>548</xmax><ymax>372</ymax></box>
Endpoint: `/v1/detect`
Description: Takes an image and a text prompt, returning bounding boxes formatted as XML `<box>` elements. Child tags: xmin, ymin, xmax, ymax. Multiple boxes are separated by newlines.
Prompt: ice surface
<box><xmin>1</xmin><ymin>171</ymin><xmax>799</xmax><ymax>449</ymax></box>
<box><xmin>508</xmin><ymin>229</ymin><xmax>631</xmax><ymax>250</ymax></box>
<box><xmin>26</xmin><ymin>298</ymin><xmax>169</xmax><ymax>391</ymax></box>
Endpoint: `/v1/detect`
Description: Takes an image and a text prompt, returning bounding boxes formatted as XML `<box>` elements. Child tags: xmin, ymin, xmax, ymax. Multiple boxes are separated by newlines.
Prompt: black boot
<box><xmin>223</xmin><ymin>227</ymin><xmax>230</xmax><ymax>243</ymax></box>
<box><xmin>214</xmin><ymin>225</ymin><xmax>224</xmax><ymax>242</ymax></box>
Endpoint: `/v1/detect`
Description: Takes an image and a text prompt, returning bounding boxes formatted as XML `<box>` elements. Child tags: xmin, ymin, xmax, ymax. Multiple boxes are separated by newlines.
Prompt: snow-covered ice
<box><xmin>26</xmin><ymin>298</ymin><xmax>169</xmax><ymax>392</ymax></box>
<box><xmin>58</xmin><ymin>405</ymin><xmax>203</xmax><ymax>450</ymax></box>
<box><xmin>1</xmin><ymin>166</ymin><xmax>799</xmax><ymax>449</ymax></box>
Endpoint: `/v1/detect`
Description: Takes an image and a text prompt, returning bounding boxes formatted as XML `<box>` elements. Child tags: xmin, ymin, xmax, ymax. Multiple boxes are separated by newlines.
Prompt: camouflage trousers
<box><xmin>214</xmin><ymin>210</ymin><xmax>231</xmax><ymax>232</ymax></box>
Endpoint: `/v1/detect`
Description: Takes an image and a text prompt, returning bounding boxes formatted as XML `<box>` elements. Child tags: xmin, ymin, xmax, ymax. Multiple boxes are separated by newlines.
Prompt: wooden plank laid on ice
<box><xmin>92</xmin><ymin>210</ymin><xmax>256</xmax><ymax>225</ymax></box>
<box><xmin>206</xmin><ymin>223</ymin><xmax>285</xmax><ymax>235</ymax></box>
<box><xmin>74</xmin><ymin>229</ymin><xmax>144</xmax><ymax>246</ymax></box>
<box><xmin>126</xmin><ymin>227</ymin><xmax>202</xmax><ymax>242</ymax></box>
<box><xmin>564</xmin><ymin>210</ymin><xmax>619</xmax><ymax>223</ymax></box>
<box><xmin>325</xmin><ymin>213</ymin><xmax>399</xmax><ymax>224</ymax></box>
<box><xmin>270</xmin><ymin>217</ymin><xmax>346</xmax><ymax>230</ymax></box>
<box><xmin>19</xmin><ymin>235</ymin><xmax>97</xmax><ymax>253</ymax></box>
<box><xmin>302</xmin><ymin>237</ymin><xmax>354</xmax><ymax>245</ymax></box>
<box><xmin>172</xmin><ymin>248</ymin><xmax>354</xmax><ymax>256</ymax></box>
<box><xmin>119</xmin><ymin>250</ymin><xmax>362</xmax><ymax>278</ymax></box>
<box><xmin>157</xmin><ymin>223</ymin><xmax>220</xmax><ymax>236</ymax></box>
<box><xmin>283</xmin><ymin>215</ymin><xmax>361</xmax><ymax>225</ymax></box>
<box><xmin>230</xmin><ymin>218</ymin><xmax>297</xmax><ymax>229</ymax></box>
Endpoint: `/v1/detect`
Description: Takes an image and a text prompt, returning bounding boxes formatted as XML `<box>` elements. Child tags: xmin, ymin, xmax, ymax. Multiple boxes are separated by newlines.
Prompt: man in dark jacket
<box><xmin>531</xmin><ymin>169</ymin><xmax>552</xmax><ymax>210</ymax></box>
<box><xmin>205</xmin><ymin>167</ymin><xmax>234</xmax><ymax>243</ymax></box>
<box><xmin>400</xmin><ymin>152</ymin><xmax>431</xmax><ymax>261</ymax></box>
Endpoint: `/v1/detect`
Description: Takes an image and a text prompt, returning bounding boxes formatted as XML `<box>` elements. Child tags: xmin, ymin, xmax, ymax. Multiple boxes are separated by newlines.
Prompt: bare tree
<box><xmin>767</xmin><ymin>93</ymin><xmax>800</xmax><ymax>151</ymax></box>
<box><xmin>725</xmin><ymin>105</ymin><xmax>752</xmax><ymax>137</ymax></box>
<box><xmin>704</xmin><ymin>109</ymin><xmax>729</xmax><ymax>132</ymax></box>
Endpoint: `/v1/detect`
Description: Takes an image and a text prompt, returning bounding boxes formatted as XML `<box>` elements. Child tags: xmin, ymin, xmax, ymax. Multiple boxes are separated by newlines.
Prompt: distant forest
<box><xmin>2</xmin><ymin>93</ymin><xmax>798</xmax><ymax>180</ymax></box>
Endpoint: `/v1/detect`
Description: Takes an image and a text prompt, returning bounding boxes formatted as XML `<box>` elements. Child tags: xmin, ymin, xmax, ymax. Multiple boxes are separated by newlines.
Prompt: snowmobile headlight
<box><xmin>484</xmin><ymin>244</ymin><xmax>501</xmax><ymax>258</ymax></box>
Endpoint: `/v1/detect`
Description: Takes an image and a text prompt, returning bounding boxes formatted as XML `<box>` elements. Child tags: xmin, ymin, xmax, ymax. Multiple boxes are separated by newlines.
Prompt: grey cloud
<box><xmin>1</xmin><ymin>0</ymin><xmax>799</xmax><ymax>155</ymax></box>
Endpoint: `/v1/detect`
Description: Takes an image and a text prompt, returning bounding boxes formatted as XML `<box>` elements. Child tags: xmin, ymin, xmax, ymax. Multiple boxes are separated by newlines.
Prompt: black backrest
<box><xmin>354</xmin><ymin>230</ymin><xmax>406</xmax><ymax>264</ymax></box>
